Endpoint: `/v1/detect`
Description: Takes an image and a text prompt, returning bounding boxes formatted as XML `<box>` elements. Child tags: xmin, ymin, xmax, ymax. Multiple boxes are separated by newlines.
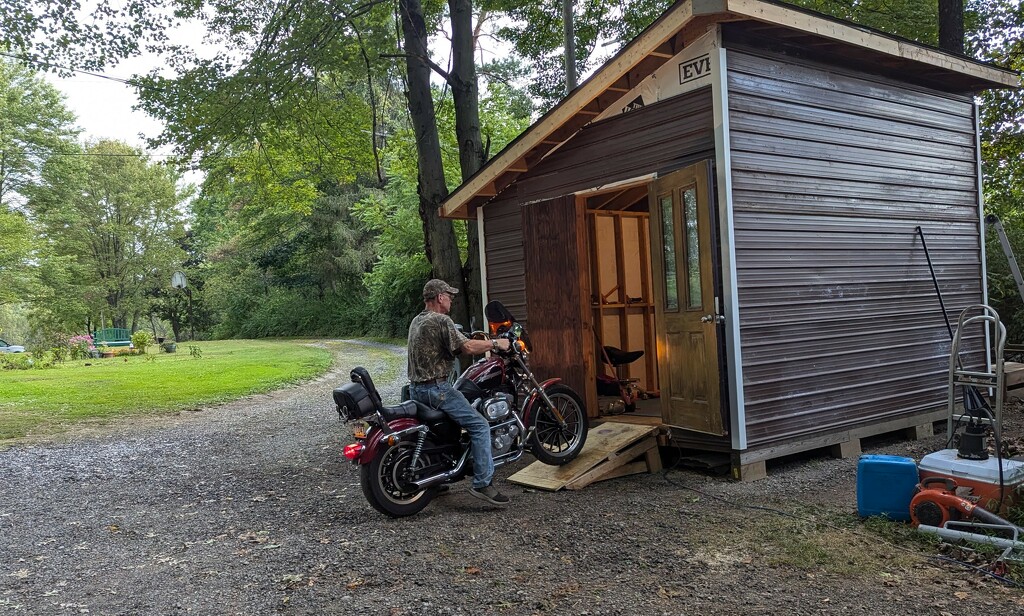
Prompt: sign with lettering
<box><xmin>594</xmin><ymin>28</ymin><xmax>718</xmax><ymax>123</ymax></box>
<box><xmin>679</xmin><ymin>53</ymin><xmax>712</xmax><ymax>84</ymax></box>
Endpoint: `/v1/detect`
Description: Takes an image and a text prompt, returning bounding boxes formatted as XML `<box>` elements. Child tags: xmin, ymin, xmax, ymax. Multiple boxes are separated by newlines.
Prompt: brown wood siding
<box><xmin>516</xmin><ymin>88</ymin><xmax>716</xmax><ymax>202</ymax></box>
<box><xmin>523</xmin><ymin>196</ymin><xmax>589</xmax><ymax>399</ymax></box>
<box><xmin>726</xmin><ymin>50</ymin><xmax>985</xmax><ymax>447</ymax></box>
<box><xmin>483</xmin><ymin>192</ymin><xmax>528</xmax><ymax>325</ymax></box>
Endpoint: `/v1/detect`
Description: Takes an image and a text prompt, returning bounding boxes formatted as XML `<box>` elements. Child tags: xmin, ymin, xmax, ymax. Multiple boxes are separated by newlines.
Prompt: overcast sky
<box><xmin>48</xmin><ymin>56</ymin><xmax>164</xmax><ymax>151</ymax></box>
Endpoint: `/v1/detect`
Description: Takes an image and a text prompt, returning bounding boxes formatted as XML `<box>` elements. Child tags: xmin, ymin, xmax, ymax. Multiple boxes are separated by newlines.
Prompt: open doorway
<box><xmin>584</xmin><ymin>184</ymin><xmax>661</xmax><ymax>418</ymax></box>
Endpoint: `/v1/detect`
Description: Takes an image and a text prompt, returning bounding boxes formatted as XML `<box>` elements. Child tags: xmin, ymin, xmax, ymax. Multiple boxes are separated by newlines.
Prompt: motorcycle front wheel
<box><xmin>529</xmin><ymin>384</ymin><xmax>589</xmax><ymax>466</ymax></box>
<box><xmin>360</xmin><ymin>440</ymin><xmax>435</xmax><ymax>517</ymax></box>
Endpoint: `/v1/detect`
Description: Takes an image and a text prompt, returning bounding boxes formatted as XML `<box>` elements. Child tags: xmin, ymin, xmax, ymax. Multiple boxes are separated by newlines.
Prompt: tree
<box><xmin>397</xmin><ymin>0</ymin><xmax>468</xmax><ymax>324</ymax></box>
<box><xmin>0</xmin><ymin>57</ymin><xmax>79</xmax><ymax>208</ymax></box>
<box><xmin>939</xmin><ymin>0</ymin><xmax>966</xmax><ymax>53</ymax></box>
<box><xmin>27</xmin><ymin>140</ymin><xmax>189</xmax><ymax>330</ymax></box>
<box><xmin>0</xmin><ymin>57</ymin><xmax>79</xmax><ymax>307</ymax></box>
<box><xmin>0</xmin><ymin>207</ymin><xmax>33</xmax><ymax>305</ymax></box>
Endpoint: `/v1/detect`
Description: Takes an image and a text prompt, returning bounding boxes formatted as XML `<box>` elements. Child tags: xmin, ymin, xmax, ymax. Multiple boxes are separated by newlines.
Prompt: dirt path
<box><xmin>2</xmin><ymin>341</ymin><xmax>1023</xmax><ymax>615</ymax></box>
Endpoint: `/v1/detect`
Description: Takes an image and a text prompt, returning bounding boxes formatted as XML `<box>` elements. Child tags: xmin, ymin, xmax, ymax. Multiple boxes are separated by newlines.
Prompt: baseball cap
<box><xmin>423</xmin><ymin>279</ymin><xmax>459</xmax><ymax>300</ymax></box>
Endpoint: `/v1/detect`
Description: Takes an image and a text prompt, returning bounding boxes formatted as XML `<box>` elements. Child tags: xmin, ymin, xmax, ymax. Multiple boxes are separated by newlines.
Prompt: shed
<box><xmin>440</xmin><ymin>0</ymin><xmax>1020</xmax><ymax>479</ymax></box>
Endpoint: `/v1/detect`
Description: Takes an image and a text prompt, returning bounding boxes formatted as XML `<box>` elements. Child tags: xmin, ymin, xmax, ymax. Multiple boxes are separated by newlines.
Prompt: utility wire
<box><xmin>0</xmin><ymin>50</ymin><xmax>166</xmax><ymax>92</ymax></box>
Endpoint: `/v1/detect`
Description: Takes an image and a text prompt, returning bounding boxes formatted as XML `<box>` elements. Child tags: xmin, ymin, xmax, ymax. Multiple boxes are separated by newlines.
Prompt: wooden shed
<box><xmin>440</xmin><ymin>0</ymin><xmax>1020</xmax><ymax>479</ymax></box>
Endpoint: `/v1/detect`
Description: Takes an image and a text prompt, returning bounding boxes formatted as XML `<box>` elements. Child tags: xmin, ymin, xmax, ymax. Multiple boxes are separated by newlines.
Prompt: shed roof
<box><xmin>440</xmin><ymin>0</ymin><xmax>1019</xmax><ymax>219</ymax></box>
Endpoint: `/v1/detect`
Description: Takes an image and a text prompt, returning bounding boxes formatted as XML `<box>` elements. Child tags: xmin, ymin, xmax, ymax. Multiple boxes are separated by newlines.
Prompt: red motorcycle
<box><xmin>333</xmin><ymin>301</ymin><xmax>589</xmax><ymax>517</ymax></box>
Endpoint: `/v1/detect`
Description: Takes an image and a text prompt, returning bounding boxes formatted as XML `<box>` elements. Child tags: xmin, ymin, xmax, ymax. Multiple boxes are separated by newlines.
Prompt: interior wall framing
<box><xmin>587</xmin><ymin>209</ymin><xmax>659</xmax><ymax>393</ymax></box>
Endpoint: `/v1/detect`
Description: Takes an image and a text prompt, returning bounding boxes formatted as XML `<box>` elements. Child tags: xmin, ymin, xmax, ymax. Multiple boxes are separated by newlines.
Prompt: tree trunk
<box><xmin>938</xmin><ymin>0</ymin><xmax>964</xmax><ymax>54</ymax></box>
<box><xmin>449</xmin><ymin>0</ymin><xmax>485</xmax><ymax>328</ymax></box>
<box><xmin>399</xmin><ymin>0</ymin><xmax>470</xmax><ymax>327</ymax></box>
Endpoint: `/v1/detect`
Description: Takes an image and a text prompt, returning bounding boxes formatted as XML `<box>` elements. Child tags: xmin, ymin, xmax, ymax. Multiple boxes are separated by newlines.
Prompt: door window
<box><xmin>682</xmin><ymin>186</ymin><xmax>702</xmax><ymax>309</ymax></box>
<box><xmin>659</xmin><ymin>195</ymin><xmax>678</xmax><ymax>311</ymax></box>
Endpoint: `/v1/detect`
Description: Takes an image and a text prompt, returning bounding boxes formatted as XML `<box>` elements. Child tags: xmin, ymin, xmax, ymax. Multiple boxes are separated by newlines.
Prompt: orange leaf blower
<box><xmin>910</xmin><ymin>477</ymin><xmax>1012</xmax><ymax>528</ymax></box>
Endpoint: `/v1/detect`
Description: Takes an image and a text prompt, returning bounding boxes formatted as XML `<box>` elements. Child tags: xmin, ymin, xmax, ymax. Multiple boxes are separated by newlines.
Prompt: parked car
<box><xmin>0</xmin><ymin>339</ymin><xmax>25</xmax><ymax>353</ymax></box>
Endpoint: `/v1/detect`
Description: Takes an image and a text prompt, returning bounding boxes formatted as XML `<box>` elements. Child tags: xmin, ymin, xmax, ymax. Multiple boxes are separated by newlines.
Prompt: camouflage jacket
<box><xmin>407</xmin><ymin>310</ymin><xmax>468</xmax><ymax>383</ymax></box>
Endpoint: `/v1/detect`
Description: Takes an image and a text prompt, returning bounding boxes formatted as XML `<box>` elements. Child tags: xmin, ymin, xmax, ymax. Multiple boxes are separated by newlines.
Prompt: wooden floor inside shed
<box><xmin>595</xmin><ymin>395</ymin><xmax>661</xmax><ymax>423</ymax></box>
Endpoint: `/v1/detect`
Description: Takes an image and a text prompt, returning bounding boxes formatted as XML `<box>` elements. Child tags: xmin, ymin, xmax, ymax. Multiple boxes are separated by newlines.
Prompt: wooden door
<box><xmin>649</xmin><ymin>161</ymin><xmax>724</xmax><ymax>435</ymax></box>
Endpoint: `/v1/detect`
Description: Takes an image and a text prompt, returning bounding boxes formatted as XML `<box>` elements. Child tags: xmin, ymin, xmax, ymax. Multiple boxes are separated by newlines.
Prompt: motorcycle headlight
<box><xmin>483</xmin><ymin>394</ymin><xmax>513</xmax><ymax>421</ymax></box>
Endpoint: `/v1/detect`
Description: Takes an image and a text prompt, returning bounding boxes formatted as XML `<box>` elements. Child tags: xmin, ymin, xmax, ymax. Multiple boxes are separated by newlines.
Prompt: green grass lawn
<box><xmin>0</xmin><ymin>339</ymin><xmax>337</xmax><ymax>442</ymax></box>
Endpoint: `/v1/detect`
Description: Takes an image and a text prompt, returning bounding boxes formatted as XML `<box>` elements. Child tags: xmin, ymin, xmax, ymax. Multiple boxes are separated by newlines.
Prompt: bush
<box><xmin>68</xmin><ymin>334</ymin><xmax>94</xmax><ymax>360</ymax></box>
<box><xmin>131</xmin><ymin>330</ymin><xmax>153</xmax><ymax>354</ymax></box>
<box><xmin>211</xmin><ymin>288</ymin><xmax>373</xmax><ymax>339</ymax></box>
<box><xmin>0</xmin><ymin>352</ymin><xmax>37</xmax><ymax>370</ymax></box>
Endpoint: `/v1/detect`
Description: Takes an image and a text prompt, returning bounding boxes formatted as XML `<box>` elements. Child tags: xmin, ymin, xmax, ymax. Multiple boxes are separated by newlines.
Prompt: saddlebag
<box><xmin>334</xmin><ymin>382</ymin><xmax>376</xmax><ymax>420</ymax></box>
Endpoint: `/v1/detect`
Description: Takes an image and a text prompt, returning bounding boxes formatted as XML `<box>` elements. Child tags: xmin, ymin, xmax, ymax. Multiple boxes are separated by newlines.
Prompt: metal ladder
<box><xmin>947</xmin><ymin>304</ymin><xmax>1006</xmax><ymax>437</ymax></box>
<box><xmin>986</xmin><ymin>214</ymin><xmax>1024</xmax><ymax>305</ymax></box>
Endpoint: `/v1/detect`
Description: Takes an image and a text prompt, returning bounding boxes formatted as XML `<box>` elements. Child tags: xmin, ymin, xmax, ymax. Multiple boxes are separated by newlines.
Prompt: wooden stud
<box><xmin>575</xmin><ymin>195</ymin><xmax>599</xmax><ymax>420</ymax></box>
<box><xmin>566</xmin><ymin>437</ymin><xmax>658</xmax><ymax>489</ymax></box>
<box><xmin>644</xmin><ymin>445</ymin><xmax>663</xmax><ymax>473</ymax></box>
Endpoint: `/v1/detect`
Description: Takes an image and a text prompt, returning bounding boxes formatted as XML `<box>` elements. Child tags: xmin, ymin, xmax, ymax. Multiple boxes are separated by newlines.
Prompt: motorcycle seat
<box><xmin>602</xmin><ymin>345</ymin><xmax>644</xmax><ymax>367</ymax></box>
<box><xmin>380</xmin><ymin>400</ymin><xmax>446</xmax><ymax>423</ymax></box>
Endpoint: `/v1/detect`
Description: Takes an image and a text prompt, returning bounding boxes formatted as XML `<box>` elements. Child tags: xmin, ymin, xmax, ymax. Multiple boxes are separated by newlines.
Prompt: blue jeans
<box><xmin>409</xmin><ymin>381</ymin><xmax>494</xmax><ymax>489</ymax></box>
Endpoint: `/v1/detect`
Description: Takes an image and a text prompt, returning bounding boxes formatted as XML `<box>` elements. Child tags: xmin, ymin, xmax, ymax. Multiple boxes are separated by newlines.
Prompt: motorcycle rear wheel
<box><xmin>360</xmin><ymin>441</ymin><xmax>435</xmax><ymax>517</ymax></box>
<box><xmin>529</xmin><ymin>384</ymin><xmax>589</xmax><ymax>465</ymax></box>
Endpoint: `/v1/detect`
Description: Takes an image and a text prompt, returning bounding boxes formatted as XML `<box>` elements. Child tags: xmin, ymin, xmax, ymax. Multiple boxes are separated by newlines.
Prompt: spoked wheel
<box><xmin>360</xmin><ymin>441</ymin><xmax>435</xmax><ymax>517</ymax></box>
<box><xmin>529</xmin><ymin>384</ymin><xmax>589</xmax><ymax>465</ymax></box>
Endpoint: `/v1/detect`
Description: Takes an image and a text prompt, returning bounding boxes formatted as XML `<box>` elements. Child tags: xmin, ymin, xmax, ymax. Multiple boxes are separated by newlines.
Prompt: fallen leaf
<box><xmin>464</xmin><ymin>566</ymin><xmax>481</xmax><ymax>575</ymax></box>
<box><xmin>346</xmin><ymin>578</ymin><xmax>365</xmax><ymax>590</ymax></box>
<box><xmin>954</xmin><ymin>592</ymin><xmax>970</xmax><ymax>600</ymax></box>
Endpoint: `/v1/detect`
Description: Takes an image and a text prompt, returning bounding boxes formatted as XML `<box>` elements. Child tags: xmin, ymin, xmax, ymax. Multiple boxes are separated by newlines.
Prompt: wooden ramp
<box><xmin>508</xmin><ymin>422</ymin><xmax>661</xmax><ymax>491</ymax></box>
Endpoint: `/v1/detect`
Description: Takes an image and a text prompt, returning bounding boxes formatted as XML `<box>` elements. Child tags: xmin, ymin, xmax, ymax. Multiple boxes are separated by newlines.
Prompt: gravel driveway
<box><xmin>3</xmin><ymin>341</ymin><xmax>1023</xmax><ymax>615</ymax></box>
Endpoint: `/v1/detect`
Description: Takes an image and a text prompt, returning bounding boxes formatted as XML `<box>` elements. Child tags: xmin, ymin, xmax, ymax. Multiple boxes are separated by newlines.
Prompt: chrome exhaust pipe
<box><xmin>412</xmin><ymin>450</ymin><xmax>470</xmax><ymax>489</ymax></box>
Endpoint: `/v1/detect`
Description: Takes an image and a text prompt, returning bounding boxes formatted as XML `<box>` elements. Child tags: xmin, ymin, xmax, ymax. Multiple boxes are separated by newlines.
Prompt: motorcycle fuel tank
<box><xmin>459</xmin><ymin>356</ymin><xmax>506</xmax><ymax>392</ymax></box>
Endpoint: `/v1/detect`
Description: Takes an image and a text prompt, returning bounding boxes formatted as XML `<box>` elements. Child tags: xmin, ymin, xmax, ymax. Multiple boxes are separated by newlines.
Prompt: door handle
<box><xmin>700</xmin><ymin>314</ymin><xmax>725</xmax><ymax>324</ymax></box>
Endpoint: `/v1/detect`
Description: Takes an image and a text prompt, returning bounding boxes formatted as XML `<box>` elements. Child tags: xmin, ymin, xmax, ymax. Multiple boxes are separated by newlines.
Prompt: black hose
<box><xmin>916</xmin><ymin>226</ymin><xmax>989</xmax><ymax>414</ymax></box>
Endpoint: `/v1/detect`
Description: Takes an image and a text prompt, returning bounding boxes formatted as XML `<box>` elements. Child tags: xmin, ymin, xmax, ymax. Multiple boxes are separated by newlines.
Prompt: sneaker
<box><xmin>468</xmin><ymin>483</ymin><xmax>510</xmax><ymax>505</ymax></box>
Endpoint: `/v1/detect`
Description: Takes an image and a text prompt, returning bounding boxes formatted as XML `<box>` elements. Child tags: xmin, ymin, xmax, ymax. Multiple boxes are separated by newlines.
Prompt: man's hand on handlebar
<box><xmin>461</xmin><ymin>335</ymin><xmax>512</xmax><ymax>356</ymax></box>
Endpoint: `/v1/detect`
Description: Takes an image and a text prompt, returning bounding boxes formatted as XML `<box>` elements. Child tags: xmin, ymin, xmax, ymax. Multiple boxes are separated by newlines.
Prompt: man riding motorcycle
<box><xmin>407</xmin><ymin>279</ymin><xmax>512</xmax><ymax>505</ymax></box>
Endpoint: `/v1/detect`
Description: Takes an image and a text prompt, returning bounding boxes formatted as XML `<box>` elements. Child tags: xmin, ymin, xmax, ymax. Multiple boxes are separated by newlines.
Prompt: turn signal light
<box><xmin>342</xmin><ymin>443</ymin><xmax>364</xmax><ymax>460</ymax></box>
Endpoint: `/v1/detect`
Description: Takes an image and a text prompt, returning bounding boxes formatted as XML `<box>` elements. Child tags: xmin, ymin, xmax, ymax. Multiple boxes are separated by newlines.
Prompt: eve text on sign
<box><xmin>679</xmin><ymin>54</ymin><xmax>711</xmax><ymax>84</ymax></box>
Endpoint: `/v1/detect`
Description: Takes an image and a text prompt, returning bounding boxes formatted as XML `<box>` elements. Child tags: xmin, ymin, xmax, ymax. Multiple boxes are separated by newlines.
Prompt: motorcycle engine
<box><xmin>491</xmin><ymin>423</ymin><xmax>521</xmax><ymax>457</ymax></box>
<box><xmin>482</xmin><ymin>393</ymin><xmax>514</xmax><ymax>422</ymax></box>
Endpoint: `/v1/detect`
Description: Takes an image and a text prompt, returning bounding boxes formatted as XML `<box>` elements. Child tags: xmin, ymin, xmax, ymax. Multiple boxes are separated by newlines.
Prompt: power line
<box><xmin>0</xmin><ymin>50</ymin><xmax>165</xmax><ymax>92</ymax></box>
<box><xmin>48</xmin><ymin>152</ymin><xmax>188</xmax><ymax>159</ymax></box>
